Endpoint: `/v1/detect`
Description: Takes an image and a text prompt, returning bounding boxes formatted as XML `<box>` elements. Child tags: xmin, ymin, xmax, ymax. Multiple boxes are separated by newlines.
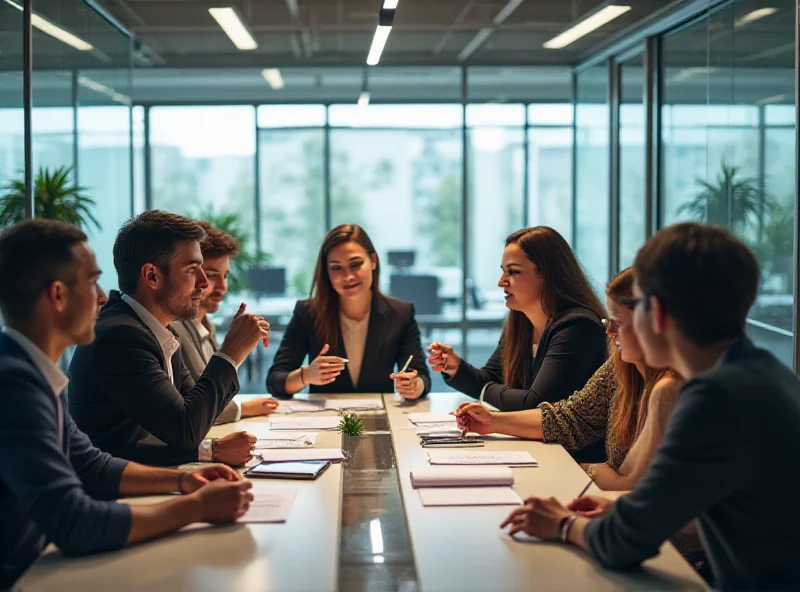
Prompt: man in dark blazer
<box><xmin>171</xmin><ymin>221</ymin><xmax>278</xmax><ymax>423</ymax></box>
<box><xmin>0</xmin><ymin>220</ymin><xmax>252</xmax><ymax>589</ymax></box>
<box><xmin>499</xmin><ymin>223</ymin><xmax>800</xmax><ymax>591</ymax></box>
<box><xmin>68</xmin><ymin>211</ymin><xmax>270</xmax><ymax>466</ymax></box>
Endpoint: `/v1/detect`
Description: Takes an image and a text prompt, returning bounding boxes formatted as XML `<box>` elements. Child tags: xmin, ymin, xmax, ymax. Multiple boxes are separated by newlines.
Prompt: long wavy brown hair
<box><xmin>607</xmin><ymin>267</ymin><xmax>678</xmax><ymax>451</ymax></box>
<box><xmin>501</xmin><ymin>227</ymin><xmax>606</xmax><ymax>388</ymax></box>
<box><xmin>308</xmin><ymin>224</ymin><xmax>381</xmax><ymax>347</ymax></box>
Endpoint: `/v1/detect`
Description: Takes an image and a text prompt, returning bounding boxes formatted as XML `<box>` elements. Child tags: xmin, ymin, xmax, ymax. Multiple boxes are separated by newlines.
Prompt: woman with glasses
<box><xmin>455</xmin><ymin>267</ymin><xmax>681</xmax><ymax>491</ymax></box>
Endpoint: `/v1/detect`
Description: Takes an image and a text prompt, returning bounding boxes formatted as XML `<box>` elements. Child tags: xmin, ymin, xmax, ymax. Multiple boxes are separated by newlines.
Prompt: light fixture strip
<box><xmin>208</xmin><ymin>7</ymin><xmax>258</xmax><ymax>50</ymax></box>
<box><xmin>4</xmin><ymin>0</ymin><xmax>93</xmax><ymax>51</ymax></box>
<box><xmin>358</xmin><ymin>91</ymin><xmax>371</xmax><ymax>108</ymax></box>
<box><xmin>543</xmin><ymin>5</ymin><xmax>631</xmax><ymax>49</ymax></box>
<box><xmin>262</xmin><ymin>68</ymin><xmax>285</xmax><ymax>90</ymax></box>
<box><xmin>366</xmin><ymin>25</ymin><xmax>392</xmax><ymax>66</ymax></box>
<box><xmin>383</xmin><ymin>0</ymin><xmax>399</xmax><ymax>8</ymax></box>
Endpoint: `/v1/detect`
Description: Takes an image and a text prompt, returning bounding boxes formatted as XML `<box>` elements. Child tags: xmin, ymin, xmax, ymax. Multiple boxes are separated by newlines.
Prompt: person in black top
<box><xmin>499</xmin><ymin>223</ymin><xmax>800</xmax><ymax>591</ymax></box>
<box><xmin>428</xmin><ymin>226</ymin><xmax>607</xmax><ymax>412</ymax></box>
<box><xmin>267</xmin><ymin>224</ymin><xmax>431</xmax><ymax>399</ymax></box>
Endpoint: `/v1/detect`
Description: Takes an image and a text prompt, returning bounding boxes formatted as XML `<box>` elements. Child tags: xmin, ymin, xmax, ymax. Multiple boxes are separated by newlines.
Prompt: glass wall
<box><xmin>0</xmin><ymin>2</ymin><xmax>24</xmax><ymax>185</ymax></box>
<box><xmin>575</xmin><ymin>64</ymin><xmax>610</xmax><ymax>294</ymax></box>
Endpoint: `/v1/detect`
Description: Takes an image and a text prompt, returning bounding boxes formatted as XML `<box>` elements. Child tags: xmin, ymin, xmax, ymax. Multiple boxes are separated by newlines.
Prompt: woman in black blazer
<box><xmin>429</xmin><ymin>226</ymin><xmax>607</xmax><ymax>412</ymax></box>
<box><xmin>267</xmin><ymin>224</ymin><xmax>431</xmax><ymax>398</ymax></box>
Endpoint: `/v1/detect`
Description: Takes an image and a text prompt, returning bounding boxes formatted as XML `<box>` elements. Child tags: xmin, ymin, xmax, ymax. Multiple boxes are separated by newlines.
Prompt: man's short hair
<box><xmin>0</xmin><ymin>220</ymin><xmax>87</xmax><ymax>323</ymax></box>
<box><xmin>634</xmin><ymin>222</ymin><xmax>759</xmax><ymax>346</ymax></box>
<box><xmin>196</xmin><ymin>221</ymin><xmax>240</xmax><ymax>260</ymax></box>
<box><xmin>113</xmin><ymin>210</ymin><xmax>205</xmax><ymax>293</ymax></box>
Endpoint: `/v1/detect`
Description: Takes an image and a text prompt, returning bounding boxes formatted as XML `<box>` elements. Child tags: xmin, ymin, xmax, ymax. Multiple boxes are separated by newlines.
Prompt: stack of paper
<box><xmin>269</xmin><ymin>416</ymin><xmax>341</xmax><ymax>431</ymax></box>
<box><xmin>416</xmin><ymin>422</ymin><xmax>462</xmax><ymax>437</ymax></box>
<box><xmin>408</xmin><ymin>412</ymin><xmax>457</xmax><ymax>425</ymax></box>
<box><xmin>410</xmin><ymin>466</ymin><xmax>521</xmax><ymax>507</ymax></box>
<box><xmin>323</xmin><ymin>399</ymin><xmax>383</xmax><ymax>410</ymax></box>
<box><xmin>255</xmin><ymin>433</ymin><xmax>318</xmax><ymax>449</ymax></box>
<box><xmin>256</xmin><ymin>448</ymin><xmax>346</xmax><ymax>463</ymax></box>
<box><xmin>240</xmin><ymin>488</ymin><xmax>299</xmax><ymax>523</ymax></box>
<box><xmin>275</xmin><ymin>400</ymin><xmax>325</xmax><ymax>413</ymax></box>
<box><xmin>426</xmin><ymin>450</ymin><xmax>538</xmax><ymax>466</ymax></box>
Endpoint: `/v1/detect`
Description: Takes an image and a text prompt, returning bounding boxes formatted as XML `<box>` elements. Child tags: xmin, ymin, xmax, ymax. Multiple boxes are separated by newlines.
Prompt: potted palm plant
<box><xmin>0</xmin><ymin>166</ymin><xmax>100</xmax><ymax>231</ymax></box>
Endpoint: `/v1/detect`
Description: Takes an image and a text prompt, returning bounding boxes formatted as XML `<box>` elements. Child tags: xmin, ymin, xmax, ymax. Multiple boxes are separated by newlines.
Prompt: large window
<box><xmin>575</xmin><ymin>64</ymin><xmax>610</xmax><ymax>293</ymax></box>
<box><xmin>329</xmin><ymin>105</ymin><xmax>464</xmax><ymax>322</ymax></box>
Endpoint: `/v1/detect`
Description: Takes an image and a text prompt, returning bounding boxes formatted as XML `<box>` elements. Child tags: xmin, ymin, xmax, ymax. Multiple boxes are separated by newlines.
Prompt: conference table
<box><xmin>17</xmin><ymin>392</ymin><xmax>707</xmax><ymax>592</ymax></box>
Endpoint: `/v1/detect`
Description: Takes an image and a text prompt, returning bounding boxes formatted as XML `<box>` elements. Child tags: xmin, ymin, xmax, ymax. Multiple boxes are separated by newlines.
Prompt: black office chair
<box><xmin>390</xmin><ymin>274</ymin><xmax>441</xmax><ymax>315</ymax></box>
<box><xmin>247</xmin><ymin>266</ymin><xmax>286</xmax><ymax>297</ymax></box>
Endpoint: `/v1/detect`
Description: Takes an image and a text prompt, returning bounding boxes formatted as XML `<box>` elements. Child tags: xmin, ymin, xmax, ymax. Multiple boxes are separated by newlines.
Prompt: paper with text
<box><xmin>239</xmin><ymin>488</ymin><xmax>299</xmax><ymax>523</ymax></box>
<box><xmin>256</xmin><ymin>448</ymin><xmax>346</xmax><ymax>462</ymax></box>
<box><xmin>275</xmin><ymin>400</ymin><xmax>325</xmax><ymax>413</ymax></box>
<box><xmin>323</xmin><ymin>399</ymin><xmax>383</xmax><ymax>410</ymax></box>
<box><xmin>418</xmin><ymin>487</ymin><xmax>522</xmax><ymax>507</ymax></box>
<box><xmin>269</xmin><ymin>416</ymin><xmax>341</xmax><ymax>430</ymax></box>
<box><xmin>407</xmin><ymin>412</ymin><xmax>458</xmax><ymax>424</ymax></box>
<box><xmin>255</xmin><ymin>433</ymin><xmax>318</xmax><ymax>449</ymax></box>
<box><xmin>427</xmin><ymin>450</ymin><xmax>538</xmax><ymax>466</ymax></box>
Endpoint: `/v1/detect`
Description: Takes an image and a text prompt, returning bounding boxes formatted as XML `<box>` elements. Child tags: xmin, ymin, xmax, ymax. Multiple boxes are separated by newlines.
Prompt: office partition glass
<box><xmin>329</xmin><ymin>104</ymin><xmax>464</xmax><ymax>323</ymax></box>
<box><xmin>0</xmin><ymin>1</ymin><xmax>24</xmax><ymax>186</ymax></box>
<box><xmin>575</xmin><ymin>64</ymin><xmax>610</xmax><ymax>293</ymax></box>
<box><xmin>466</xmin><ymin>104</ymin><xmax>524</xmax><ymax>321</ymax></box>
<box><xmin>527</xmin><ymin>104</ymin><xmax>574</xmax><ymax>242</ymax></box>
<box><xmin>618</xmin><ymin>54</ymin><xmax>646</xmax><ymax>269</ymax></box>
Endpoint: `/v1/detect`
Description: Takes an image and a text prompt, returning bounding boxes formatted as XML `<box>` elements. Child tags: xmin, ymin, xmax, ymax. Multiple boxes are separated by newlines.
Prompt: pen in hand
<box><xmin>577</xmin><ymin>479</ymin><xmax>593</xmax><ymax>499</ymax></box>
<box><xmin>399</xmin><ymin>354</ymin><xmax>413</xmax><ymax>374</ymax></box>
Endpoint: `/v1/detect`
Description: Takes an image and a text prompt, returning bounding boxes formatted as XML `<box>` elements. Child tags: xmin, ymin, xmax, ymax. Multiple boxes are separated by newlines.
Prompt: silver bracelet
<box><xmin>559</xmin><ymin>514</ymin><xmax>578</xmax><ymax>543</ymax></box>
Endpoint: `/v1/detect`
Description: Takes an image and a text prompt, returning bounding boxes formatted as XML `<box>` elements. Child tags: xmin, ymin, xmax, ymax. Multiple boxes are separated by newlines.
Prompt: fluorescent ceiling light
<box><xmin>366</xmin><ymin>25</ymin><xmax>392</xmax><ymax>66</ymax></box>
<box><xmin>358</xmin><ymin>91</ymin><xmax>371</xmax><ymax>108</ymax></box>
<box><xmin>544</xmin><ymin>5</ymin><xmax>631</xmax><ymax>49</ymax></box>
<box><xmin>77</xmin><ymin>75</ymin><xmax>131</xmax><ymax>105</ymax></box>
<box><xmin>262</xmin><ymin>68</ymin><xmax>284</xmax><ymax>89</ymax></box>
<box><xmin>383</xmin><ymin>0</ymin><xmax>399</xmax><ymax>8</ymax></box>
<box><xmin>755</xmin><ymin>93</ymin><xmax>787</xmax><ymax>105</ymax></box>
<box><xmin>4</xmin><ymin>0</ymin><xmax>93</xmax><ymax>51</ymax></box>
<box><xmin>209</xmin><ymin>7</ymin><xmax>257</xmax><ymax>50</ymax></box>
<box><xmin>735</xmin><ymin>7</ymin><xmax>777</xmax><ymax>27</ymax></box>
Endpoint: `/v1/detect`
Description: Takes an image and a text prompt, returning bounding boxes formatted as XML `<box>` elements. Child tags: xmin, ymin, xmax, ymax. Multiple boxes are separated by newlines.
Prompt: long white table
<box><xmin>383</xmin><ymin>392</ymin><xmax>708</xmax><ymax>592</ymax></box>
<box><xmin>18</xmin><ymin>392</ymin><xmax>707</xmax><ymax>591</ymax></box>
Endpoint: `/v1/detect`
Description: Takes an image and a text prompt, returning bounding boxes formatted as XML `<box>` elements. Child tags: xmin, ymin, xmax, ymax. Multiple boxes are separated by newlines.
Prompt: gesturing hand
<box><xmin>192</xmin><ymin>479</ymin><xmax>254</xmax><ymax>524</ymax></box>
<box><xmin>215</xmin><ymin>431</ymin><xmax>257</xmax><ymax>466</ymax></box>
<box><xmin>181</xmin><ymin>463</ymin><xmax>241</xmax><ymax>493</ymax></box>
<box><xmin>427</xmin><ymin>342</ymin><xmax>461</xmax><ymax>375</ymax></box>
<box><xmin>500</xmin><ymin>497</ymin><xmax>572</xmax><ymax>541</ymax></box>
<box><xmin>390</xmin><ymin>369</ymin><xmax>421</xmax><ymax>399</ymax></box>
<box><xmin>567</xmin><ymin>495</ymin><xmax>616</xmax><ymax>519</ymax></box>
<box><xmin>219</xmin><ymin>303</ymin><xmax>270</xmax><ymax>366</ymax></box>
<box><xmin>241</xmin><ymin>396</ymin><xmax>280</xmax><ymax>418</ymax></box>
<box><xmin>453</xmin><ymin>402</ymin><xmax>496</xmax><ymax>435</ymax></box>
<box><xmin>304</xmin><ymin>344</ymin><xmax>347</xmax><ymax>386</ymax></box>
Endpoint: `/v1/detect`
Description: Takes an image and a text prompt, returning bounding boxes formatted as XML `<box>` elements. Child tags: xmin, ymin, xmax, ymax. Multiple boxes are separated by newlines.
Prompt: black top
<box><xmin>0</xmin><ymin>333</ymin><xmax>131</xmax><ymax>589</ymax></box>
<box><xmin>267</xmin><ymin>294</ymin><xmax>431</xmax><ymax>397</ymax></box>
<box><xmin>585</xmin><ymin>337</ymin><xmax>800</xmax><ymax>591</ymax></box>
<box><xmin>68</xmin><ymin>291</ymin><xmax>240</xmax><ymax>466</ymax></box>
<box><xmin>445</xmin><ymin>306</ymin><xmax>607</xmax><ymax>411</ymax></box>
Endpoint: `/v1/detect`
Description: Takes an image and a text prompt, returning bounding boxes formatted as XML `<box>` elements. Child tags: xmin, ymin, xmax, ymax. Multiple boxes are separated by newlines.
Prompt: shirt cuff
<box><xmin>198</xmin><ymin>438</ymin><xmax>214</xmax><ymax>462</ymax></box>
<box><xmin>232</xmin><ymin>399</ymin><xmax>242</xmax><ymax>422</ymax></box>
<box><xmin>213</xmin><ymin>351</ymin><xmax>240</xmax><ymax>370</ymax></box>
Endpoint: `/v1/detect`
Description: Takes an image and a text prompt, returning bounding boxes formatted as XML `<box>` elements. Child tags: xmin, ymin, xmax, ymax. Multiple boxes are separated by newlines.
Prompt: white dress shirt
<box><xmin>2</xmin><ymin>326</ymin><xmax>67</xmax><ymax>444</ymax></box>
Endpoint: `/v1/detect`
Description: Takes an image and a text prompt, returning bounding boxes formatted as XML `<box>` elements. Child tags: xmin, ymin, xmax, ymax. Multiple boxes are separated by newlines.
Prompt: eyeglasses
<box><xmin>619</xmin><ymin>296</ymin><xmax>644</xmax><ymax>309</ymax></box>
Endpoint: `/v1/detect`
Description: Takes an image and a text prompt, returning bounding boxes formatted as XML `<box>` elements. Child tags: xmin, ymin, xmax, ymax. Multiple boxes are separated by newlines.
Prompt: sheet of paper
<box><xmin>239</xmin><ymin>488</ymin><xmax>299</xmax><ymax>523</ymax></box>
<box><xmin>427</xmin><ymin>450</ymin><xmax>538</xmax><ymax>466</ymax></box>
<box><xmin>269</xmin><ymin>416</ymin><xmax>341</xmax><ymax>430</ymax></box>
<box><xmin>418</xmin><ymin>486</ymin><xmax>522</xmax><ymax>507</ymax></box>
<box><xmin>415</xmin><ymin>422</ymin><xmax>462</xmax><ymax>436</ymax></box>
<box><xmin>410</xmin><ymin>466</ymin><xmax>514</xmax><ymax>488</ymax></box>
<box><xmin>407</xmin><ymin>412</ymin><xmax>458</xmax><ymax>424</ymax></box>
<box><xmin>256</xmin><ymin>448</ymin><xmax>346</xmax><ymax>462</ymax></box>
<box><xmin>323</xmin><ymin>399</ymin><xmax>383</xmax><ymax>410</ymax></box>
<box><xmin>255</xmin><ymin>433</ymin><xmax>318</xmax><ymax>449</ymax></box>
<box><xmin>275</xmin><ymin>400</ymin><xmax>325</xmax><ymax>413</ymax></box>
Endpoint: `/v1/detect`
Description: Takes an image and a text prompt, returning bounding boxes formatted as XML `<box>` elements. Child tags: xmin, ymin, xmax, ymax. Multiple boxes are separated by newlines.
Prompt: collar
<box><xmin>121</xmin><ymin>293</ymin><xmax>180</xmax><ymax>356</ymax></box>
<box><xmin>194</xmin><ymin>317</ymin><xmax>210</xmax><ymax>339</ymax></box>
<box><xmin>1</xmin><ymin>326</ymin><xmax>69</xmax><ymax>397</ymax></box>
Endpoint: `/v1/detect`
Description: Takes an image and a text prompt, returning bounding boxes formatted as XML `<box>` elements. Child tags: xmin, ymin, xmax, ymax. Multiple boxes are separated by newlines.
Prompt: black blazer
<box><xmin>0</xmin><ymin>333</ymin><xmax>130</xmax><ymax>589</ymax></box>
<box><xmin>68</xmin><ymin>291</ymin><xmax>240</xmax><ymax>466</ymax></box>
<box><xmin>267</xmin><ymin>294</ymin><xmax>431</xmax><ymax>397</ymax></box>
<box><xmin>584</xmin><ymin>337</ymin><xmax>800</xmax><ymax>590</ymax></box>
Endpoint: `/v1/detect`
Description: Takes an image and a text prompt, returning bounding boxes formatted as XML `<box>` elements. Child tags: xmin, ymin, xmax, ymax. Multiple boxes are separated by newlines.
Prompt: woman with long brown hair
<box><xmin>429</xmin><ymin>226</ymin><xmax>607</xmax><ymax>413</ymax></box>
<box><xmin>454</xmin><ymin>267</ymin><xmax>682</xmax><ymax>491</ymax></box>
<box><xmin>267</xmin><ymin>224</ymin><xmax>430</xmax><ymax>398</ymax></box>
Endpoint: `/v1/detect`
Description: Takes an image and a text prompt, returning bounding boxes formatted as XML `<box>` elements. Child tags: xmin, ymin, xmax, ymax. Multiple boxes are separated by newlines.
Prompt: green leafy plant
<box><xmin>194</xmin><ymin>205</ymin><xmax>269</xmax><ymax>294</ymax></box>
<box><xmin>677</xmin><ymin>161</ymin><xmax>769</xmax><ymax>232</ymax></box>
<box><xmin>338</xmin><ymin>411</ymin><xmax>365</xmax><ymax>437</ymax></box>
<box><xmin>0</xmin><ymin>166</ymin><xmax>100</xmax><ymax>230</ymax></box>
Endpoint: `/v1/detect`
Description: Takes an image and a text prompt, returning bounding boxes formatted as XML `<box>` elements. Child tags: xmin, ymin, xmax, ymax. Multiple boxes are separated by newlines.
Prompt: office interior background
<box><xmin>0</xmin><ymin>0</ymin><xmax>796</xmax><ymax>392</ymax></box>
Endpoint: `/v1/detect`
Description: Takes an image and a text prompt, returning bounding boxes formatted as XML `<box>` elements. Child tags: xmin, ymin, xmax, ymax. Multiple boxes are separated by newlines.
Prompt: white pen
<box><xmin>399</xmin><ymin>354</ymin><xmax>413</xmax><ymax>374</ymax></box>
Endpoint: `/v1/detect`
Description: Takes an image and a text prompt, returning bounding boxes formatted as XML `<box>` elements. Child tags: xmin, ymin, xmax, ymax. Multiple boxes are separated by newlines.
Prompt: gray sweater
<box><xmin>584</xmin><ymin>337</ymin><xmax>800</xmax><ymax>591</ymax></box>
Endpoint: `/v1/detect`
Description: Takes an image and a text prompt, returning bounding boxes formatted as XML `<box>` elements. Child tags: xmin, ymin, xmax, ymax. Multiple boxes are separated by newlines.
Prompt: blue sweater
<box><xmin>0</xmin><ymin>334</ymin><xmax>132</xmax><ymax>589</ymax></box>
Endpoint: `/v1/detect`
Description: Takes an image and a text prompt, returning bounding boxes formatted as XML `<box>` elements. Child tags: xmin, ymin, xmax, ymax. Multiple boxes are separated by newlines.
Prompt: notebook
<box><xmin>417</xmin><ymin>487</ymin><xmax>522</xmax><ymax>507</ymax></box>
<box><xmin>410</xmin><ymin>466</ymin><xmax>514</xmax><ymax>488</ymax></box>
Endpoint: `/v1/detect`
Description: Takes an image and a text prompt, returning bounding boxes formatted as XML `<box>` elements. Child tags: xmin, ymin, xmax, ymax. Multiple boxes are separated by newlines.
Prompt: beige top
<box><xmin>340</xmin><ymin>311</ymin><xmax>370</xmax><ymax>388</ymax></box>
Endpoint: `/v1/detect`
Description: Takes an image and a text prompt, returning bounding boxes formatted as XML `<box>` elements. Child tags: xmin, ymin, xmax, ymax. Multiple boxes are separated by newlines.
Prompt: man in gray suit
<box><xmin>171</xmin><ymin>221</ymin><xmax>278</xmax><ymax>423</ymax></box>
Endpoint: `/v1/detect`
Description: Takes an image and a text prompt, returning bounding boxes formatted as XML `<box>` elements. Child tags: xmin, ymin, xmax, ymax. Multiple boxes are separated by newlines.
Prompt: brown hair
<box><xmin>113</xmin><ymin>210</ymin><xmax>205</xmax><ymax>293</ymax></box>
<box><xmin>0</xmin><ymin>220</ymin><xmax>87</xmax><ymax>323</ymax></box>
<box><xmin>308</xmin><ymin>224</ymin><xmax>381</xmax><ymax>347</ymax></box>
<box><xmin>606</xmin><ymin>267</ymin><xmax>678</xmax><ymax>451</ymax></box>
<box><xmin>196</xmin><ymin>221</ymin><xmax>240</xmax><ymax>260</ymax></box>
<box><xmin>634</xmin><ymin>222</ymin><xmax>759</xmax><ymax>346</ymax></box>
<box><xmin>501</xmin><ymin>226</ymin><xmax>606</xmax><ymax>388</ymax></box>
